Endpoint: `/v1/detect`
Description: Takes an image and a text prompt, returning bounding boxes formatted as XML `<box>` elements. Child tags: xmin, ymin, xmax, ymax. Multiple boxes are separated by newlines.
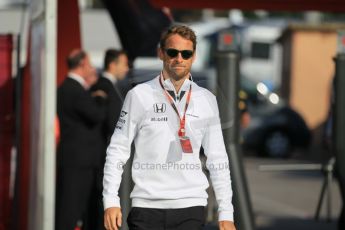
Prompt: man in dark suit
<box><xmin>90</xmin><ymin>49</ymin><xmax>129</xmax><ymax>230</ymax></box>
<box><xmin>92</xmin><ymin>49</ymin><xmax>129</xmax><ymax>144</ymax></box>
<box><xmin>56</xmin><ymin>50</ymin><xmax>107</xmax><ymax>230</ymax></box>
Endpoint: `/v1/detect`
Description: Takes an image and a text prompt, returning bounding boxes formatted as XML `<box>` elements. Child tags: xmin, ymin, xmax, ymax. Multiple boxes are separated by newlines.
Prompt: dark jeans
<box><xmin>127</xmin><ymin>206</ymin><xmax>205</xmax><ymax>230</ymax></box>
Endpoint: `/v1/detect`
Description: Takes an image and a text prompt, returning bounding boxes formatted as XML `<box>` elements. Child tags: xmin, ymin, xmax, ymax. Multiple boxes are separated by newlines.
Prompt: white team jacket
<box><xmin>103</xmin><ymin>75</ymin><xmax>234</xmax><ymax>221</ymax></box>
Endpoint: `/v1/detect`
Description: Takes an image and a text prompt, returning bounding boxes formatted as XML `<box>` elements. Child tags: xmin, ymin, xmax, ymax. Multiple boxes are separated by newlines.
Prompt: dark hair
<box><xmin>103</xmin><ymin>49</ymin><xmax>127</xmax><ymax>70</ymax></box>
<box><xmin>66</xmin><ymin>50</ymin><xmax>86</xmax><ymax>70</ymax></box>
<box><xmin>160</xmin><ymin>25</ymin><xmax>197</xmax><ymax>51</ymax></box>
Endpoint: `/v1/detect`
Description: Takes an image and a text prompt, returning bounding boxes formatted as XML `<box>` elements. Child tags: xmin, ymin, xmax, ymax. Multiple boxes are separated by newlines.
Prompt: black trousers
<box><xmin>55</xmin><ymin>167</ymin><xmax>104</xmax><ymax>230</ymax></box>
<box><xmin>127</xmin><ymin>206</ymin><xmax>205</xmax><ymax>230</ymax></box>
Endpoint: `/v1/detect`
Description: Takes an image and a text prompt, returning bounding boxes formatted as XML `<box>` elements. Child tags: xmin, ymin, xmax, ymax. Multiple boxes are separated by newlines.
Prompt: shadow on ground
<box><xmin>256</xmin><ymin>217</ymin><xmax>337</xmax><ymax>230</ymax></box>
<box><xmin>204</xmin><ymin>218</ymin><xmax>337</xmax><ymax>230</ymax></box>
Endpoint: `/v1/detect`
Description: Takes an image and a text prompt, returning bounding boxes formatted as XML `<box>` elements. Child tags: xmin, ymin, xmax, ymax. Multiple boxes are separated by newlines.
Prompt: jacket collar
<box><xmin>68</xmin><ymin>72</ymin><xmax>87</xmax><ymax>89</ymax></box>
<box><xmin>159</xmin><ymin>72</ymin><xmax>192</xmax><ymax>93</ymax></box>
<box><xmin>102</xmin><ymin>71</ymin><xmax>117</xmax><ymax>85</ymax></box>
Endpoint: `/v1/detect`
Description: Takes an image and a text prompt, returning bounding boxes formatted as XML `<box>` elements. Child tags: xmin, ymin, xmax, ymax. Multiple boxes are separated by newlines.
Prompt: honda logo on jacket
<box><xmin>153</xmin><ymin>103</ymin><xmax>166</xmax><ymax>113</ymax></box>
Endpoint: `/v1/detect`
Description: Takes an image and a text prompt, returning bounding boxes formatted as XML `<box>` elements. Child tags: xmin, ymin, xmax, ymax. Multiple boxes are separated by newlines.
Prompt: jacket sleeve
<box><xmin>103</xmin><ymin>89</ymin><xmax>144</xmax><ymax>209</ymax></box>
<box><xmin>106</xmin><ymin>88</ymin><xmax>123</xmax><ymax>140</ymax></box>
<box><xmin>74</xmin><ymin>89</ymin><xmax>106</xmax><ymax>125</ymax></box>
<box><xmin>201</xmin><ymin>95</ymin><xmax>234</xmax><ymax>222</ymax></box>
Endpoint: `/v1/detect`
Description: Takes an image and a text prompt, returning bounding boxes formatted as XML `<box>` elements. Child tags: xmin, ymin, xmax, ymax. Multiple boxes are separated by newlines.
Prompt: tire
<box><xmin>263</xmin><ymin>130</ymin><xmax>291</xmax><ymax>158</ymax></box>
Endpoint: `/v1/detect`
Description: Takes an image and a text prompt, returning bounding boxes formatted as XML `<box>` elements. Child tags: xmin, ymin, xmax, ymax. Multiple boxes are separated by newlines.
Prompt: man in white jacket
<box><xmin>103</xmin><ymin>25</ymin><xmax>236</xmax><ymax>230</ymax></box>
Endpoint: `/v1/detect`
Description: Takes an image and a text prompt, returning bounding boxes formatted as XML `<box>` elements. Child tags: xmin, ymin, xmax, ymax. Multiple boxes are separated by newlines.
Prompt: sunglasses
<box><xmin>165</xmin><ymin>48</ymin><xmax>194</xmax><ymax>60</ymax></box>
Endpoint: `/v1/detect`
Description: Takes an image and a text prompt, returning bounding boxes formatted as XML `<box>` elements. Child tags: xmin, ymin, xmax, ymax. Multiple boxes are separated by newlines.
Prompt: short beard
<box><xmin>165</xmin><ymin>65</ymin><xmax>189</xmax><ymax>81</ymax></box>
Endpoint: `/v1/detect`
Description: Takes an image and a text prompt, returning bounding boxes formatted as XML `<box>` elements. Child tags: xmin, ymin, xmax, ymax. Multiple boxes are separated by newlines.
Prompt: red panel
<box><xmin>0</xmin><ymin>34</ymin><xmax>13</xmax><ymax>230</ymax></box>
<box><xmin>149</xmin><ymin>0</ymin><xmax>345</xmax><ymax>12</ymax></box>
<box><xmin>57</xmin><ymin>0</ymin><xmax>81</xmax><ymax>86</ymax></box>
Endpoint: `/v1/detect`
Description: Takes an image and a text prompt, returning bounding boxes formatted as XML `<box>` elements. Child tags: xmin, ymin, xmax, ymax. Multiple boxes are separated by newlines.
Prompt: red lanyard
<box><xmin>159</xmin><ymin>74</ymin><xmax>192</xmax><ymax>137</ymax></box>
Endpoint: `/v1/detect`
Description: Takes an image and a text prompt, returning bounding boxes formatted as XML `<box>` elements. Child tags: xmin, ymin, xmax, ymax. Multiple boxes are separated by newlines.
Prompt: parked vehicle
<box><xmin>241</xmin><ymin>81</ymin><xmax>311</xmax><ymax>158</ymax></box>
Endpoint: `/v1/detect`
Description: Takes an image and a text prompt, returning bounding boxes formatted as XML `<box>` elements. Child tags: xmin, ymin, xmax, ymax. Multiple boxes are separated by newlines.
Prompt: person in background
<box><xmin>92</xmin><ymin>49</ymin><xmax>129</xmax><ymax>144</ymax></box>
<box><xmin>239</xmin><ymin>90</ymin><xmax>251</xmax><ymax>129</ymax></box>
<box><xmin>89</xmin><ymin>49</ymin><xmax>129</xmax><ymax>230</ymax></box>
<box><xmin>56</xmin><ymin>49</ymin><xmax>106</xmax><ymax>230</ymax></box>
